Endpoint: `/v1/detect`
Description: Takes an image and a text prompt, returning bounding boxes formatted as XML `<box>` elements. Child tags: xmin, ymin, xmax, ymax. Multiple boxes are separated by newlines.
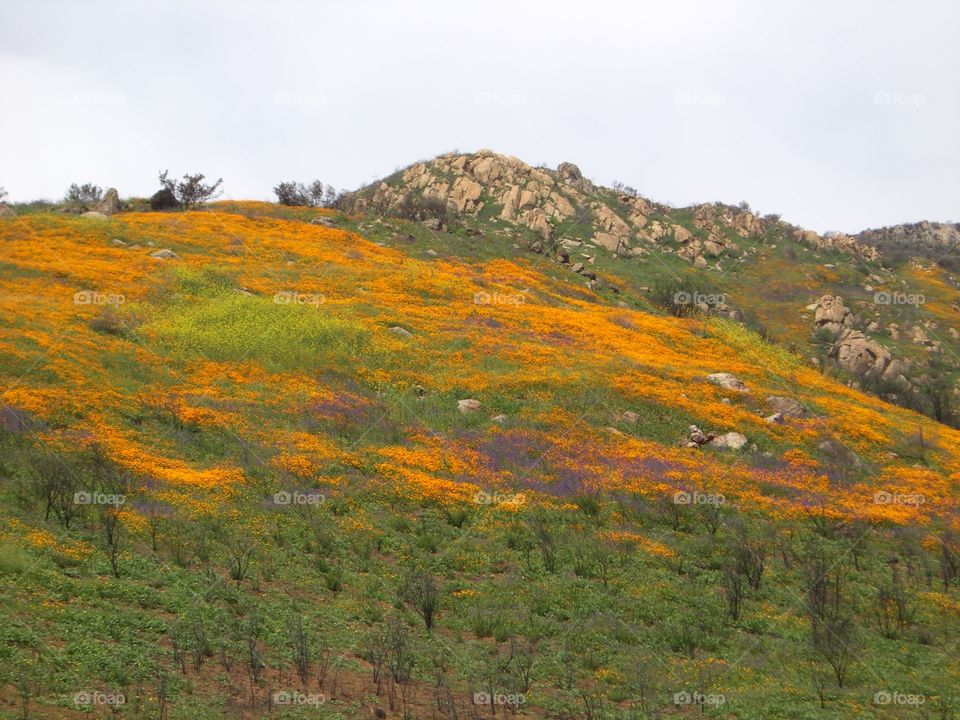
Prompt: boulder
<box><xmin>833</xmin><ymin>329</ymin><xmax>893</xmax><ymax>377</ymax></box>
<box><xmin>94</xmin><ymin>188</ymin><xmax>121</xmax><ymax>215</ymax></box>
<box><xmin>592</xmin><ymin>233</ymin><xmax>623</xmax><ymax>252</ymax></box>
<box><xmin>557</xmin><ymin>161</ymin><xmax>583</xmax><ymax>186</ymax></box>
<box><xmin>765</xmin><ymin>395</ymin><xmax>806</xmax><ymax>419</ymax></box>
<box><xmin>448</xmin><ymin>176</ymin><xmax>483</xmax><ymax>213</ymax></box>
<box><xmin>811</xmin><ymin>295</ymin><xmax>853</xmax><ymax>334</ymax></box>
<box><xmin>388</xmin><ymin>326</ymin><xmax>412</xmax><ymax>339</ymax></box>
<box><xmin>150</xmin><ymin>248</ymin><xmax>178</xmax><ymax>260</ymax></box>
<box><xmin>81</xmin><ymin>211</ymin><xmax>108</xmax><ymax>219</ymax></box>
<box><xmin>0</xmin><ymin>204</ymin><xmax>16</xmax><ymax>218</ymax></box>
<box><xmin>710</xmin><ymin>431</ymin><xmax>748</xmax><ymax>450</ymax></box>
<box><xmin>687</xmin><ymin>424</ymin><xmax>716</xmax><ymax>447</ymax></box>
<box><xmin>706</xmin><ymin>373</ymin><xmax>749</xmax><ymax>393</ymax></box>
<box><xmin>703</xmin><ymin>239</ymin><xmax>724</xmax><ymax>256</ymax></box>
<box><xmin>457</xmin><ymin>399</ymin><xmax>481</xmax><ymax>414</ymax></box>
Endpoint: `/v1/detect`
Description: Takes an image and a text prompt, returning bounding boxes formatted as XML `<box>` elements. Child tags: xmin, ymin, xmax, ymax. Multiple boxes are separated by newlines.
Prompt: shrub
<box><xmin>157</xmin><ymin>170</ymin><xmax>223</xmax><ymax>209</ymax></box>
<box><xmin>399</xmin><ymin>566</ymin><xmax>440</xmax><ymax>630</ymax></box>
<box><xmin>64</xmin><ymin>183</ymin><xmax>103</xmax><ymax>205</ymax></box>
<box><xmin>273</xmin><ymin>180</ymin><xmax>335</xmax><ymax>207</ymax></box>
<box><xmin>395</xmin><ymin>193</ymin><xmax>447</xmax><ymax>222</ymax></box>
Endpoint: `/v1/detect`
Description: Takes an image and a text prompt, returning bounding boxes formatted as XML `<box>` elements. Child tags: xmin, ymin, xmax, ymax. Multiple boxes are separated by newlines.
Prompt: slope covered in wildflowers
<box><xmin>0</xmin><ymin>203</ymin><xmax>958</xmax><ymax>719</ymax></box>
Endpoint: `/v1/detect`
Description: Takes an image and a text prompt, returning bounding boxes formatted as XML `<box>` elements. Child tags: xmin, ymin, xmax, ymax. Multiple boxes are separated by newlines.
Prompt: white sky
<box><xmin>1</xmin><ymin>0</ymin><xmax>957</xmax><ymax>233</ymax></box>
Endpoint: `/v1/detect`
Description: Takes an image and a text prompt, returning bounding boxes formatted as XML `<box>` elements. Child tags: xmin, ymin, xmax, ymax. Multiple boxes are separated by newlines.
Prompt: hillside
<box><xmin>340</xmin><ymin>150</ymin><xmax>960</xmax><ymax>424</ymax></box>
<box><xmin>0</xmin><ymin>168</ymin><xmax>959</xmax><ymax>718</ymax></box>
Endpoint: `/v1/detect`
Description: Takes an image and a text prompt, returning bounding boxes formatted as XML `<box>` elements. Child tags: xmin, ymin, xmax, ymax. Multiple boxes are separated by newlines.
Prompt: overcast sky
<box><xmin>1</xmin><ymin>0</ymin><xmax>957</xmax><ymax>233</ymax></box>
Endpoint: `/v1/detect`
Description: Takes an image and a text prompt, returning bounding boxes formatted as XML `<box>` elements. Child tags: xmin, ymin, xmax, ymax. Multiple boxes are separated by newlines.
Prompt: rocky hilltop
<box><xmin>857</xmin><ymin>220</ymin><xmax>960</xmax><ymax>255</ymax></box>
<box><xmin>341</xmin><ymin>149</ymin><xmax>880</xmax><ymax>266</ymax></box>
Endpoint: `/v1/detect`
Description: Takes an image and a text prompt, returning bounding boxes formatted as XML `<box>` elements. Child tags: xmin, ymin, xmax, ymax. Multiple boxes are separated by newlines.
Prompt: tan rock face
<box><xmin>448</xmin><ymin>177</ymin><xmax>482</xmax><ymax>213</ymax></box>
<box><xmin>592</xmin><ymin>233</ymin><xmax>624</xmax><ymax>252</ymax></box>
<box><xmin>673</xmin><ymin>225</ymin><xmax>693</xmax><ymax>243</ymax></box>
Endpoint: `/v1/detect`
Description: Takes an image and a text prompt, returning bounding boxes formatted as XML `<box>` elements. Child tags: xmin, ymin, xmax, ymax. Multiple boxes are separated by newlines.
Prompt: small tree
<box><xmin>399</xmin><ymin>566</ymin><xmax>440</xmax><ymax>630</ymax></box>
<box><xmin>0</xmin><ymin>187</ymin><xmax>7</xmax><ymax>202</ymax></box>
<box><xmin>273</xmin><ymin>180</ymin><xmax>334</xmax><ymax>207</ymax></box>
<box><xmin>64</xmin><ymin>183</ymin><xmax>103</xmax><ymax>205</ymax></box>
<box><xmin>158</xmin><ymin>170</ymin><xmax>223</xmax><ymax>210</ymax></box>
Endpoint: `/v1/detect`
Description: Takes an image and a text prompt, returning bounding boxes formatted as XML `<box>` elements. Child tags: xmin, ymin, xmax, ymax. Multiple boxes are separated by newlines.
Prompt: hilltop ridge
<box><xmin>340</xmin><ymin>149</ymin><xmax>881</xmax><ymax>265</ymax></box>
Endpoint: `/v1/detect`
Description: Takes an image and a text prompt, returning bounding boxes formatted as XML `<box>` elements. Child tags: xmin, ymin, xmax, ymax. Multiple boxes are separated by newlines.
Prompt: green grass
<box><xmin>149</xmin><ymin>292</ymin><xmax>370</xmax><ymax>371</ymax></box>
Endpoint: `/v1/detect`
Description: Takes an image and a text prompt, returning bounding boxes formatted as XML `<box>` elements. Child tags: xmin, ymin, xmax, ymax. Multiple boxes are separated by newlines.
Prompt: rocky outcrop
<box><xmin>857</xmin><ymin>221</ymin><xmax>960</xmax><ymax>255</ymax></box>
<box><xmin>341</xmin><ymin>150</ymin><xmax>887</xmax><ymax>266</ymax></box>
<box><xmin>809</xmin><ymin>295</ymin><xmax>854</xmax><ymax>334</ymax></box>
<box><xmin>791</xmin><ymin>229</ymin><xmax>880</xmax><ymax>262</ymax></box>
<box><xmin>0</xmin><ymin>204</ymin><xmax>16</xmax><ymax>218</ymax></box>
<box><xmin>805</xmin><ymin>296</ymin><xmax>909</xmax><ymax>386</ymax></box>
<box><xmin>832</xmin><ymin>329</ymin><xmax>907</xmax><ymax>384</ymax></box>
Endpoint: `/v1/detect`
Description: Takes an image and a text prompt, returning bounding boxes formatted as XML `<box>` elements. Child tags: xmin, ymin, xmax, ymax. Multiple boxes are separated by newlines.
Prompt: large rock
<box><xmin>94</xmin><ymin>188</ymin><xmax>121</xmax><ymax>215</ymax></box>
<box><xmin>672</xmin><ymin>225</ymin><xmax>693</xmax><ymax>243</ymax></box>
<box><xmin>706</xmin><ymin>373</ymin><xmax>749</xmax><ymax>393</ymax></box>
<box><xmin>150</xmin><ymin>248</ymin><xmax>178</xmax><ymax>260</ymax></box>
<box><xmin>557</xmin><ymin>161</ymin><xmax>591</xmax><ymax>192</ymax></box>
<box><xmin>448</xmin><ymin>176</ymin><xmax>482</xmax><ymax>213</ymax></box>
<box><xmin>832</xmin><ymin>329</ymin><xmax>905</xmax><ymax>383</ymax></box>
<box><xmin>457</xmin><ymin>399</ymin><xmax>481</xmax><ymax>414</ymax></box>
<box><xmin>710</xmin><ymin>431</ymin><xmax>748</xmax><ymax>450</ymax></box>
<box><xmin>0</xmin><ymin>204</ymin><xmax>16</xmax><ymax>218</ymax></box>
<box><xmin>81</xmin><ymin>211</ymin><xmax>108</xmax><ymax>219</ymax></box>
<box><xmin>592</xmin><ymin>233</ymin><xmax>624</xmax><ymax>252</ymax></box>
<box><xmin>810</xmin><ymin>295</ymin><xmax>853</xmax><ymax>335</ymax></box>
<box><xmin>765</xmin><ymin>395</ymin><xmax>806</xmax><ymax>419</ymax></box>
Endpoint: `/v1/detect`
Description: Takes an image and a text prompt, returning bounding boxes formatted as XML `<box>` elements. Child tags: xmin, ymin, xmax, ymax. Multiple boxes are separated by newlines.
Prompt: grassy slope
<box><xmin>0</xmin><ymin>204</ymin><xmax>958</xmax><ymax>719</ymax></box>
